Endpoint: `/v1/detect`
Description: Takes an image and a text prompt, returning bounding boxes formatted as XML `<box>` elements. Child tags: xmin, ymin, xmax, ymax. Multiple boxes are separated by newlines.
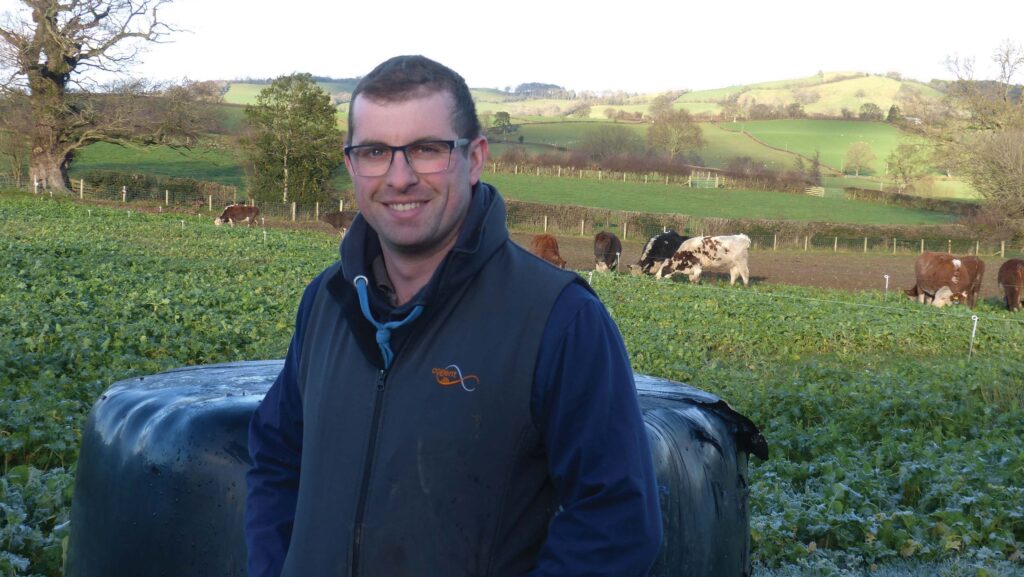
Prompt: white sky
<box><xmin>3</xmin><ymin>0</ymin><xmax>1023</xmax><ymax>92</ymax></box>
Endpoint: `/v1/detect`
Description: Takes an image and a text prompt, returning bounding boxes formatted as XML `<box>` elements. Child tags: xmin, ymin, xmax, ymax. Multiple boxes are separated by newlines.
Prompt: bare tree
<box><xmin>941</xmin><ymin>40</ymin><xmax>1024</xmax><ymax>222</ymax></box>
<box><xmin>844</xmin><ymin>142</ymin><xmax>876</xmax><ymax>176</ymax></box>
<box><xmin>0</xmin><ymin>0</ymin><xmax>205</xmax><ymax>193</ymax></box>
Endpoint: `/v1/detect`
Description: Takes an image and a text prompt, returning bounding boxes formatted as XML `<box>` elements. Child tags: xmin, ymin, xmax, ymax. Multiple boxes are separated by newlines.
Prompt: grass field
<box><xmin>69</xmin><ymin>142</ymin><xmax>246</xmax><ymax>187</ymax></box>
<box><xmin>482</xmin><ymin>172</ymin><xmax>957</xmax><ymax>225</ymax></box>
<box><xmin>718</xmin><ymin>119</ymin><xmax>908</xmax><ymax>174</ymax></box>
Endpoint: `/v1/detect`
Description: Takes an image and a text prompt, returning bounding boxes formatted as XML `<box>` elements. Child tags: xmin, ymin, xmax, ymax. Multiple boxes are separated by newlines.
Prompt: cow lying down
<box><xmin>653</xmin><ymin>234</ymin><xmax>751</xmax><ymax>286</ymax></box>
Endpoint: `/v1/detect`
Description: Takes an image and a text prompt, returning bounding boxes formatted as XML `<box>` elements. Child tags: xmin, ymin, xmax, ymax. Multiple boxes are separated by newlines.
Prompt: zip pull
<box><xmin>376</xmin><ymin>369</ymin><xmax>387</xmax><ymax>391</ymax></box>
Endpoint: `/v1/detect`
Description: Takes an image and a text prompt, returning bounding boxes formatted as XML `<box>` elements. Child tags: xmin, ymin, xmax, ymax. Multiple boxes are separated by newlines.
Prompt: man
<box><xmin>245</xmin><ymin>55</ymin><xmax>662</xmax><ymax>577</ymax></box>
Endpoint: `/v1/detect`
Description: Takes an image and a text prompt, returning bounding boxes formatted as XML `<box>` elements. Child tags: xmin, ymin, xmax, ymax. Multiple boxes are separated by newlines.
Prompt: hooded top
<box><xmin>246</xmin><ymin>183</ymin><xmax>662</xmax><ymax>577</ymax></box>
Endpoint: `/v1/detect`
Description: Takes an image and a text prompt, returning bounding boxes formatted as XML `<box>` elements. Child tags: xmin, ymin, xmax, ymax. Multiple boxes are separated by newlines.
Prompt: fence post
<box><xmin>623</xmin><ymin>173</ymin><xmax>627</xmax><ymax>182</ymax></box>
<box><xmin>315</xmin><ymin>202</ymin><xmax>319</xmax><ymax>222</ymax></box>
<box><xmin>340</xmin><ymin>199</ymin><xmax>345</xmax><ymax>212</ymax></box>
<box><xmin>687</xmin><ymin>175</ymin><xmax>692</xmax><ymax>187</ymax></box>
<box><xmin>165</xmin><ymin>189</ymin><xmax>169</xmax><ymax>206</ymax></box>
<box><xmin>623</xmin><ymin>221</ymin><xmax>628</xmax><ymax>240</ymax></box>
<box><xmin>208</xmin><ymin>195</ymin><xmax>212</xmax><ymax>211</ymax></box>
<box><xmin>975</xmin><ymin>240</ymin><xmax>980</xmax><ymax>255</ymax></box>
<box><xmin>864</xmin><ymin>237</ymin><xmax>868</xmax><ymax>253</ymax></box>
<box><xmin>893</xmin><ymin>238</ymin><xmax>897</xmax><ymax>254</ymax></box>
<box><xmin>1001</xmin><ymin>240</ymin><xmax>1006</xmax><ymax>258</ymax></box>
<box><xmin>122</xmin><ymin>185</ymin><xmax>127</xmax><ymax>203</ymax></box>
<box><xmin>580</xmin><ymin>220</ymin><xmax>584</xmax><ymax>237</ymax></box>
<box><xmin>920</xmin><ymin>239</ymin><xmax>924</xmax><ymax>254</ymax></box>
<box><xmin>804</xmin><ymin>236</ymin><xmax>808</xmax><ymax>251</ymax></box>
<box><xmin>834</xmin><ymin>237</ymin><xmax>838</xmax><ymax>252</ymax></box>
<box><xmin>291</xmin><ymin>202</ymin><xmax>296</xmax><ymax>222</ymax></box>
<box><xmin>492</xmin><ymin>162</ymin><xmax>496</xmax><ymax>173</ymax></box>
<box><xmin>79</xmin><ymin>179</ymin><xmax>84</xmax><ymax>199</ymax></box>
<box><xmin>537</xmin><ymin>167</ymin><xmax>540</xmax><ymax>176</ymax></box>
<box><xmin>558</xmin><ymin>166</ymin><xmax>562</xmax><ymax>178</ymax></box>
<box><xmin>773</xmin><ymin>234</ymin><xmax>777</xmax><ymax>251</ymax></box>
<box><xmin>543</xmin><ymin>215</ymin><xmax>548</xmax><ymax>232</ymax></box>
<box><xmin>598</xmin><ymin>171</ymin><xmax>602</xmax><ymax>180</ymax></box>
<box><xmin>644</xmin><ymin>175</ymin><xmax>648</xmax><ymax>184</ymax></box>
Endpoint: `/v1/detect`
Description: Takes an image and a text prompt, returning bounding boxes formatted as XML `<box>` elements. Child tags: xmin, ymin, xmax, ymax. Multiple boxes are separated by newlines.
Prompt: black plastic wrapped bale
<box><xmin>66</xmin><ymin>361</ymin><xmax>767</xmax><ymax>577</ymax></box>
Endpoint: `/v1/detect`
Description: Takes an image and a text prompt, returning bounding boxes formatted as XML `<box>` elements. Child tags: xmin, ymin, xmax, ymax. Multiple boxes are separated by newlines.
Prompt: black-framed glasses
<box><xmin>344</xmin><ymin>138</ymin><xmax>470</xmax><ymax>177</ymax></box>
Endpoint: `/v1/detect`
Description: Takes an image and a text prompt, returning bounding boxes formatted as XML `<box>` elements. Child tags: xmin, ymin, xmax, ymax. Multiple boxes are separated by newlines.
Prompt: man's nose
<box><xmin>386</xmin><ymin>150</ymin><xmax>419</xmax><ymax>190</ymax></box>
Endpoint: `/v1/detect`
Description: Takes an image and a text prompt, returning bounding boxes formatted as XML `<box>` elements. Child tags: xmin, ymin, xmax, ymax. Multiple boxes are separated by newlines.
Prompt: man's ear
<box><xmin>467</xmin><ymin>136</ymin><xmax>489</xmax><ymax>186</ymax></box>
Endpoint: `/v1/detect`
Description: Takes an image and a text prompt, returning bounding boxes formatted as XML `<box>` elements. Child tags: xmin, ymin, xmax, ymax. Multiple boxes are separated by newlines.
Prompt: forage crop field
<box><xmin>1</xmin><ymin>193</ymin><xmax>1023</xmax><ymax>576</ymax></box>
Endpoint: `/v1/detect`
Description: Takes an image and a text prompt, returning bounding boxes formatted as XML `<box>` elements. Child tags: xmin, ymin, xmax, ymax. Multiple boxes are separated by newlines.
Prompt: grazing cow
<box><xmin>654</xmin><ymin>234</ymin><xmax>751</xmax><ymax>286</ymax></box>
<box><xmin>904</xmin><ymin>252</ymin><xmax>985</xmax><ymax>308</ymax></box>
<box><xmin>321</xmin><ymin>210</ymin><xmax>359</xmax><ymax>234</ymax></box>
<box><xmin>593</xmin><ymin>231</ymin><xmax>622</xmax><ymax>272</ymax></box>
<box><xmin>529</xmin><ymin>234</ymin><xmax>566</xmax><ymax>269</ymax></box>
<box><xmin>629</xmin><ymin>230</ymin><xmax>689</xmax><ymax>275</ymax></box>
<box><xmin>997</xmin><ymin>258</ymin><xmax>1024</xmax><ymax>312</ymax></box>
<box><xmin>214</xmin><ymin>204</ymin><xmax>260</xmax><ymax>227</ymax></box>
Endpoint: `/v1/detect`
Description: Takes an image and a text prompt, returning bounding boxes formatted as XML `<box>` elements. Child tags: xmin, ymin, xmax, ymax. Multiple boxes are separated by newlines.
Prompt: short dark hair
<box><xmin>348</xmin><ymin>55</ymin><xmax>481</xmax><ymax>145</ymax></box>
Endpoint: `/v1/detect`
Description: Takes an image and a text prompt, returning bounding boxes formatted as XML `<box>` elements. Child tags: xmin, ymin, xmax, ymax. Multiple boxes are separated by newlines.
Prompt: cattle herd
<box><xmin>526</xmin><ymin>231</ymin><xmax>1024</xmax><ymax>312</ymax></box>
<box><xmin>208</xmin><ymin>204</ymin><xmax>1024</xmax><ymax>313</ymax></box>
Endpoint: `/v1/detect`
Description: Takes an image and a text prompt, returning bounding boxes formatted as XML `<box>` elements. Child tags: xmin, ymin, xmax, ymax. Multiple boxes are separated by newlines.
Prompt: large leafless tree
<box><xmin>0</xmin><ymin>0</ymin><xmax>208</xmax><ymax>193</ymax></box>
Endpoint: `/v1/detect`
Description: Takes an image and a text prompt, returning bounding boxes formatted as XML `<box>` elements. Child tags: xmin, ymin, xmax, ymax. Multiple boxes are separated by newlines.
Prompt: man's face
<box><xmin>346</xmin><ymin>90</ymin><xmax>487</xmax><ymax>261</ymax></box>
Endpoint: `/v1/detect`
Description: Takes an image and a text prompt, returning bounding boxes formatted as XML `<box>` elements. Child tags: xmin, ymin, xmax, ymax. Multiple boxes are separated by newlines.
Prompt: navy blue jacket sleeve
<box><xmin>528</xmin><ymin>282</ymin><xmax>663</xmax><ymax>576</ymax></box>
<box><xmin>245</xmin><ymin>274</ymin><xmax>322</xmax><ymax>577</ymax></box>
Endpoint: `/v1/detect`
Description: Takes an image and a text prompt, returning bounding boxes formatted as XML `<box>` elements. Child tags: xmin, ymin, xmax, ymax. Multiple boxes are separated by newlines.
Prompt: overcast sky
<box><xmin>2</xmin><ymin>0</ymin><xmax>1022</xmax><ymax>92</ymax></box>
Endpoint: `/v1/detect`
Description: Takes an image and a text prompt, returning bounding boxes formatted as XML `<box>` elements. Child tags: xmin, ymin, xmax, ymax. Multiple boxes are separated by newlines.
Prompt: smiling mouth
<box><xmin>389</xmin><ymin>202</ymin><xmax>423</xmax><ymax>212</ymax></box>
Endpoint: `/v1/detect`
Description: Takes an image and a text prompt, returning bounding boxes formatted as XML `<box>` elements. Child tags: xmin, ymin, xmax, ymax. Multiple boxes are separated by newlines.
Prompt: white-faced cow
<box><xmin>629</xmin><ymin>230</ymin><xmax>689</xmax><ymax>275</ymax></box>
<box><xmin>904</xmin><ymin>252</ymin><xmax>985</xmax><ymax>308</ymax></box>
<box><xmin>321</xmin><ymin>210</ymin><xmax>359</xmax><ymax>235</ymax></box>
<box><xmin>593</xmin><ymin>231</ymin><xmax>622</xmax><ymax>272</ymax></box>
<box><xmin>654</xmin><ymin>234</ymin><xmax>751</xmax><ymax>286</ymax></box>
<box><xmin>214</xmin><ymin>204</ymin><xmax>260</xmax><ymax>227</ymax></box>
<box><xmin>997</xmin><ymin>258</ymin><xmax>1024</xmax><ymax>312</ymax></box>
<box><xmin>529</xmin><ymin>234</ymin><xmax>566</xmax><ymax>269</ymax></box>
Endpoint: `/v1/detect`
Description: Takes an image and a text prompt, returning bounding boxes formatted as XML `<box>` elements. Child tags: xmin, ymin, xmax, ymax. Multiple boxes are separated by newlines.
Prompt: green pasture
<box><xmin>514</xmin><ymin>121</ymin><xmax>645</xmax><ymax>148</ymax></box>
<box><xmin>718</xmin><ymin>119</ymin><xmax>906</xmax><ymax>174</ymax></box>
<box><xmin>698</xmin><ymin>123</ymin><xmax>799</xmax><ymax>170</ymax></box>
<box><xmin>1</xmin><ymin>193</ymin><xmax>1021</xmax><ymax>576</ymax></box>
<box><xmin>69</xmin><ymin>142</ymin><xmax>246</xmax><ymax>187</ymax></box>
<box><xmin>482</xmin><ymin>172</ymin><xmax>957</xmax><ymax>225</ymax></box>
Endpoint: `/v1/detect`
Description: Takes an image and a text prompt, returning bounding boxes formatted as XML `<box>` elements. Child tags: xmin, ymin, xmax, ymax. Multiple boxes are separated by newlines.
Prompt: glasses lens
<box><xmin>406</xmin><ymin>142</ymin><xmax>453</xmax><ymax>174</ymax></box>
<box><xmin>349</xmin><ymin>145</ymin><xmax>392</xmax><ymax>177</ymax></box>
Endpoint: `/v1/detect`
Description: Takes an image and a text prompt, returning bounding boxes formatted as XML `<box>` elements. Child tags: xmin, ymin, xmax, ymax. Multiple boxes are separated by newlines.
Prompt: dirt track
<box><xmin>510</xmin><ymin>232</ymin><xmax>1009</xmax><ymax>302</ymax></box>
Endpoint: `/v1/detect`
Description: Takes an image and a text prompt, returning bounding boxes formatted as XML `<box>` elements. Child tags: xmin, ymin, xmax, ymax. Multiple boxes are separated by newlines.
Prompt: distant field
<box><xmin>482</xmin><ymin>172</ymin><xmax>957</xmax><ymax>225</ymax></box>
<box><xmin>516</xmin><ymin>121</ymin><xmax>645</xmax><ymax>148</ymax></box>
<box><xmin>718</xmin><ymin>119</ymin><xmax>906</xmax><ymax>174</ymax></box>
<box><xmin>68</xmin><ymin>142</ymin><xmax>353</xmax><ymax>192</ymax></box>
<box><xmin>70</xmin><ymin>142</ymin><xmax>245</xmax><ymax>186</ymax></box>
<box><xmin>698</xmin><ymin>123</ymin><xmax>798</xmax><ymax>170</ymax></box>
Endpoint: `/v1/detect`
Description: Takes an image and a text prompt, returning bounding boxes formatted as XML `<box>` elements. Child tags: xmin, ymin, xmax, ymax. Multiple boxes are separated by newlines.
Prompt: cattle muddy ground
<box><xmin>510</xmin><ymin>232</ymin><xmax>1009</xmax><ymax>303</ymax></box>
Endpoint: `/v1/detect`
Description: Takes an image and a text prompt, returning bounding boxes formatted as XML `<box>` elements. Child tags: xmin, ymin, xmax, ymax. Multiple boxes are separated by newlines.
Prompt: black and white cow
<box><xmin>654</xmin><ymin>234</ymin><xmax>751</xmax><ymax>286</ymax></box>
<box><xmin>629</xmin><ymin>230</ymin><xmax>689</xmax><ymax>275</ymax></box>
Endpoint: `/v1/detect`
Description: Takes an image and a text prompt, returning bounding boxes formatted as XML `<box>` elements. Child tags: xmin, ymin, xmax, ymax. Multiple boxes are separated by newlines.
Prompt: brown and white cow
<box><xmin>529</xmin><ymin>234</ymin><xmax>566</xmax><ymax>269</ymax></box>
<box><xmin>629</xmin><ymin>230</ymin><xmax>689</xmax><ymax>275</ymax></box>
<box><xmin>593</xmin><ymin>231</ymin><xmax>622</xmax><ymax>272</ymax></box>
<box><xmin>214</xmin><ymin>204</ymin><xmax>260</xmax><ymax>227</ymax></box>
<box><xmin>904</xmin><ymin>252</ymin><xmax>985</xmax><ymax>308</ymax></box>
<box><xmin>321</xmin><ymin>210</ymin><xmax>359</xmax><ymax>235</ymax></box>
<box><xmin>997</xmin><ymin>258</ymin><xmax>1024</xmax><ymax>312</ymax></box>
<box><xmin>654</xmin><ymin>234</ymin><xmax>751</xmax><ymax>286</ymax></box>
